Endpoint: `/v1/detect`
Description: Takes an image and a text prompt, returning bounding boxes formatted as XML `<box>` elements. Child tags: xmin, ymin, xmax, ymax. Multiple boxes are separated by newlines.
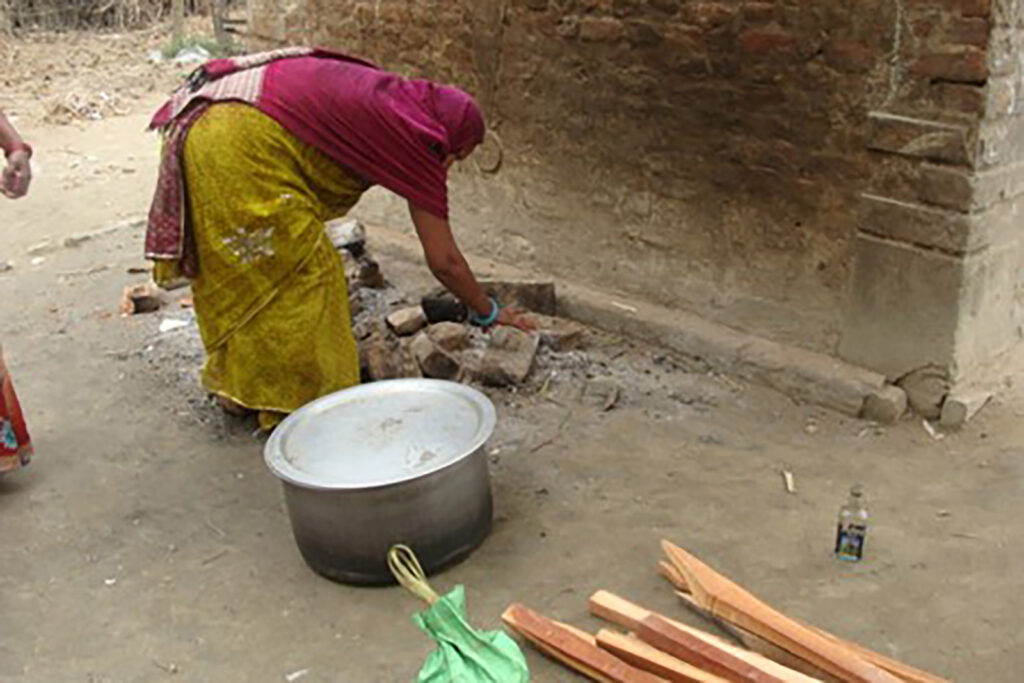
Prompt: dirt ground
<box><xmin>1</xmin><ymin>30</ymin><xmax>1023</xmax><ymax>683</ymax></box>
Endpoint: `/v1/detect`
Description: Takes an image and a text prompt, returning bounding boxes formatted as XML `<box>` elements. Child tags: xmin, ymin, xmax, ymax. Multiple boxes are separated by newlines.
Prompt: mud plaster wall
<box><xmin>247</xmin><ymin>0</ymin><xmax>997</xmax><ymax>357</ymax></box>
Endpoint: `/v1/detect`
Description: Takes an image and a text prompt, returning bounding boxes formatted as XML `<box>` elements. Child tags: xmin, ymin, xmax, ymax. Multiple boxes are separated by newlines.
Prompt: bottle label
<box><xmin>835</xmin><ymin>523</ymin><xmax>867</xmax><ymax>561</ymax></box>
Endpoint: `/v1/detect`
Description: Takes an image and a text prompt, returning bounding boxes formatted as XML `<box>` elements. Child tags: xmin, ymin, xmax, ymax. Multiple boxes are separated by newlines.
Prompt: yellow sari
<box><xmin>158</xmin><ymin>103</ymin><xmax>367</xmax><ymax>430</ymax></box>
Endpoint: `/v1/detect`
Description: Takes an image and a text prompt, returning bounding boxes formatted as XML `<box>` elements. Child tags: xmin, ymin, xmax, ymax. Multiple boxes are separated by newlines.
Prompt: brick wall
<box><xmin>248</xmin><ymin>0</ymin><xmax>1023</xmax><ymax>378</ymax></box>
<box><xmin>841</xmin><ymin>0</ymin><xmax>1024</xmax><ymax>380</ymax></box>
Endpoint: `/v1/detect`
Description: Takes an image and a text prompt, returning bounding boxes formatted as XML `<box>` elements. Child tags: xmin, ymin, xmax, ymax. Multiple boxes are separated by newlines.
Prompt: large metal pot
<box><xmin>264</xmin><ymin>379</ymin><xmax>495</xmax><ymax>585</ymax></box>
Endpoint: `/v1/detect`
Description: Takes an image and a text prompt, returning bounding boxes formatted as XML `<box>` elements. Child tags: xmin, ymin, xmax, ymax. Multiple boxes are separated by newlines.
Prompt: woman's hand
<box><xmin>496</xmin><ymin>307</ymin><xmax>536</xmax><ymax>332</ymax></box>
<box><xmin>2</xmin><ymin>150</ymin><xmax>31</xmax><ymax>199</ymax></box>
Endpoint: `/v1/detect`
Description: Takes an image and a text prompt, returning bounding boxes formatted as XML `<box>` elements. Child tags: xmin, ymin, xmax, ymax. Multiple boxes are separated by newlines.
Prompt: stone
<box><xmin>355</xmin><ymin>256</ymin><xmax>387</xmax><ymax>290</ymax></box>
<box><xmin>861</xmin><ymin>385</ymin><xmax>908</xmax><ymax>424</ymax></box>
<box><xmin>897</xmin><ymin>366</ymin><xmax>951</xmax><ymax>420</ymax></box>
<box><xmin>426</xmin><ymin>322</ymin><xmax>470</xmax><ymax>352</ymax></box>
<box><xmin>475</xmin><ymin>328</ymin><xmax>540</xmax><ymax>386</ymax></box>
<box><xmin>119</xmin><ymin>283</ymin><xmax>165</xmax><ymax>315</ymax></box>
<box><xmin>530</xmin><ymin>314</ymin><xmax>586</xmax><ymax>351</ymax></box>
<box><xmin>386</xmin><ymin>306</ymin><xmax>428</xmax><ymax>336</ymax></box>
<box><xmin>325</xmin><ymin>218</ymin><xmax>366</xmax><ymax>257</ymax></box>
<box><xmin>939</xmin><ymin>389</ymin><xmax>992</xmax><ymax>429</ymax></box>
<box><xmin>421</xmin><ymin>291</ymin><xmax>467</xmax><ymax>324</ymax></box>
<box><xmin>359</xmin><ymin>332</ymin><xmax>421</xmax><ymax>381</ymax></box>
<box><xmin>411</xmin><ymin>331</ymin><xmax>460</xmax><ymax>380</ymax></box>
<box><xmin>480</xmin><ymin>280</ymin><xmax>556</xmax><ymax>315</ymax></box>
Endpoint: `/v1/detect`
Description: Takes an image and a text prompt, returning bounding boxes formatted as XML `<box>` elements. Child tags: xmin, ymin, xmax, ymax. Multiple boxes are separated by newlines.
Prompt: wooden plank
<box><xmin>639</xmin><ymin>614</ymin><xmax>789</xmax><ymax>683</ymax></box>
<box><xmin>589</xmin><ymin>592</ymin><xmax>821</xmax><ymax>683</ymax></box>
<box><xmin>662</xmin><ymin>542</ymin><xmax>903</xmax><ymax>683</ymax></box>
<box><xmin>597</xmin><ymin>629</ymin><xmax>730</xmax><ymax>683</ymax></box>
<box><xmin>674</xmin><ymin>592</ymin><xmax>840</xmax><ymax>682</ymax></box>
<box><xmin>502</xmin><ymin>604</ymin><xmax>668</xmax><ymax>683</ymax></box>
<box><xmin>662</xmin><ymin>561</ymin><xmax>946</xmax><ymax>683</ymax></box>
<box><xmin>660</xmin><ymin>560</ymin><xmax>689</xmax><ymax>592</ymax></box>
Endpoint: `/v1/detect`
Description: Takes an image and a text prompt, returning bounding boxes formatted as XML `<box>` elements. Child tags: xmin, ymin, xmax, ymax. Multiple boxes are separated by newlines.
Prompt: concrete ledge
<box><xmin>369</xmin><ymin>225</ymin><xmax>887</xmax><ymax>417</ymax></box>
<box><xmin>557</xmin><ymin>281</ymin><xmax>886</xmax><ymax>416</ymax></box>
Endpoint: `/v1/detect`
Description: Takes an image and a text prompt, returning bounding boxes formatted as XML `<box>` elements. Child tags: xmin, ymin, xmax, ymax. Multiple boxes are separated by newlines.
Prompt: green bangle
<box><xmin>469</xmin><ymin>297</ymin><xmax>500</xmax><ymax>327</ymax></box>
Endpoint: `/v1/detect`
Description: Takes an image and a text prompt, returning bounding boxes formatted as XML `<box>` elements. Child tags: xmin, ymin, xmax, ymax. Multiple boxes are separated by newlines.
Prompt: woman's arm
<box><xmin>0</xmin><ymin>111</ymin><xmax>32</xmax><ymax>199</ymax></box>
<box><xmin>408</xmin><ymin>202</ymin><xmax>533</xmax><ymax>329</ymax></box>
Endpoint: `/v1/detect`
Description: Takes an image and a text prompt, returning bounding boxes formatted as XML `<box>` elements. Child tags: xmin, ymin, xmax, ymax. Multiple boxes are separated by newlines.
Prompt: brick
<box><xmin>626</xmin><ymin>20</ymin><xmax>663</xmax><ymax>46</ymax></box>
<box><xmin>910</xmin><ymin>48</ymin><xmax>988</xmax><ymax>83</ymax></box>
<box><xmin>579</xmin><ymin>16</ymin><xmax>626</xmax><ymax>42</ymax></box>
<box><xmin>861</xmin><ymin>386</ymin><xmax>908</xmax><ymax>424</ymax></box>
<box><xmin>867</xmin><ymin>111</ymin><xmax>972</xmax><ymax>165</ymax></box>
<box><xmin>426</xmin><ymin>322</ymin><xmax>470</xmax><ymax>352</ymax></box>
<box><xmin>921</xmin><ymin>160</ymin><xmax>1024</xmax><ymax>211</ymax></box>
<box><xmin>945</xmin><ymin>17</ymin><xmax>990</xmax><ymax>46</ymax></box>
<box><xmin>530</xmin><ymin>314</ymin><xmax>587</xmax><ymax>350</ymax></box>
<box><xmin>824</xmin><ymin>40</ymin><xmax>877</xmax><ymax>73</ymax></box>
<box><xmin>411</xmin><ymin>331</ymin><xmax>461</xmax><ymax>380</ymax></box>
<box><xmin>932</xmin><ymin>82</ymin><xmax>986</xmax><ymax>114</ymax></box>
<box><xmin>939</xmin><ymin>389</ymin><xmax>992</xmax><ymax>427</ymax></box>
<box><xmin>480</xmin><ymin>280</ymin><xmax>557</xmax><ymax>315</ymax></box>
<box><xmin>386</xmin><ymin>306</ymin><xmax>428</xmax><ymax>336</ymax></box>
<box><xmin>738</xmin><ymin>28</ymin><xmax>798</xmax><ymax>56</ymax></box>
<box><xmin>740</xmin><ymin>2</ymin><xmax>776</xmax><ymax>23</ymax></box>
<box><xmin>359</xmin><ymin>332</ymin><xmax>421</xmax><ymax>381</ymax></box>
<box><xmin>898</xmin><ymin>366</ymin><xmax>951</xmax><ymax>419</ymax></box>
<box><xmin>473</xmin><ymin>327</ymin><xmax>539</xmax><ymax>386</ymax></box>
<box><xmin>860</xmin><ymin>193</ymin><xmax>984</xmax><ymax>254</ymax></box>
<box><xmin>682</xmin><ymin>2</ymin><xmax>738</xmax><ymax>28</ymax></box>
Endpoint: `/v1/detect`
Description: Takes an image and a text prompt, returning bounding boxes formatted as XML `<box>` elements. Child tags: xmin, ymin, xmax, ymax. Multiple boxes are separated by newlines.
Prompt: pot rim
<box><xmin>264</xmin><ymin>379</ymin><xmax>496</xmax><ymax>491</ymax></box>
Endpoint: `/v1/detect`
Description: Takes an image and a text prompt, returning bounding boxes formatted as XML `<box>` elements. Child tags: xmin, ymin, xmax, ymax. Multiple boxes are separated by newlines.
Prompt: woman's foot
<box><xmin>216</xmin><ymin>395</ymin><xmax>253</xmax><ymax>417</ymax></box>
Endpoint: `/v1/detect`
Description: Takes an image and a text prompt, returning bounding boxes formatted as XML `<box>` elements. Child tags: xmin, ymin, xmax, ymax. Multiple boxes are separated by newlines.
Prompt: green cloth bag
<box><xmin>412</xmin><ymin>585</ymin><xmax>530</xmax><ymax>683</ymax></box>
<box><xmin>388</xmin><ymin>545</ymin><xmax>529</xmax><ymax>683</ymax></box>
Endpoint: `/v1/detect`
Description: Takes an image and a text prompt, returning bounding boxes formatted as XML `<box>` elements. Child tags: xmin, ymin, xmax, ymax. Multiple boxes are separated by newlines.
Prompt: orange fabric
<box><xmin>0</xmin><ymin>347</ymin><xmax>32</xmax><ymax>473</ymax></box>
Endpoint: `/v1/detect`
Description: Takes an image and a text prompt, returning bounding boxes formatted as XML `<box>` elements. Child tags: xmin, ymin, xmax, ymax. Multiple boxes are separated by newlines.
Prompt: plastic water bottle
<box><xmin>835</xmin><ymin>485</ymin><xmax>869</xmax><ymax>561</ymax></box>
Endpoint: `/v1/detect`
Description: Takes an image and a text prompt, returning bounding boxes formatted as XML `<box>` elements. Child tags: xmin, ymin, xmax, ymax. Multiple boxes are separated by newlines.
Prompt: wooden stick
<box><xmin>596</xmin><ymin>630</ymin><xmax>729</xmax><ymax>683</ymax></box>
<box><xmin>662</xmin><ymin>542</ymin><xmax>902</xmax><ymax>683</ymax></box>
<box><xmin>502</xmin><ymin>604</ymin><xmax>668</xmax><ymax>683</ymax></box>
<box><xmin>674</xmin><ymin>592</ymin><xmax>840</xmax><ymax>682</ymax></box>
<box><xmin>639</xmin><ymin>614</ymin><xmax>789</xmax><ymax>682</ymax></box>
<box><xmin>589</xmin><ymin>591</ymin><xmax>820</xmax><ymax>683</ymax></box>
<box><xmin>660</xmin><ymin>561</ymin><xmax>944</xmax><ymax>683</ymax></box>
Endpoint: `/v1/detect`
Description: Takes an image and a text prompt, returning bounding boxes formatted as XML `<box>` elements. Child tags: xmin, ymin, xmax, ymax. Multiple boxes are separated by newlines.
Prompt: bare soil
<box><xmin>1</xmin><ymin>30</ymin><xmax>1022</xmax><ymax>683</ymax></box>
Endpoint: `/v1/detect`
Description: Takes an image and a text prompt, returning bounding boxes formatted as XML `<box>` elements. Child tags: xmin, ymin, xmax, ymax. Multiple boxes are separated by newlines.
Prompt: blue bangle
<box><xmin>469</xmin><ymin>297</ymin><xmax>500</xmax><ymax>327</ymax></box>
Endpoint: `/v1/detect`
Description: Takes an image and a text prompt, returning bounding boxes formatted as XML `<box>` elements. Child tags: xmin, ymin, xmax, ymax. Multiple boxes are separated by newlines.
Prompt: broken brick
<box><xmin>474</xmin><ymin>327</ymin><xmax>540</xmax><ymax>386</ymax></box>
<box><xmin>426</xmin><ymin>322</ymin><xmax>470</xmax><ymax>352</ymax></box>
<box><xmin>480</xmin><ymin>280</ymin><xmax>557</xmax><ymax>315</ymax></box>
<box><xmin>119</xmin><ymin>283</ymin><xmax>165</xmax><ymax>315</ymax></box>
<box><xmin>411</xmin><ymin>331</ymin><xmax>460</xmax><ymax>380</ymax></box>
<box><xmin>386</xmin><ymin>306</ymin><xmax>428</xmax><ymax>336</ymax></box>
